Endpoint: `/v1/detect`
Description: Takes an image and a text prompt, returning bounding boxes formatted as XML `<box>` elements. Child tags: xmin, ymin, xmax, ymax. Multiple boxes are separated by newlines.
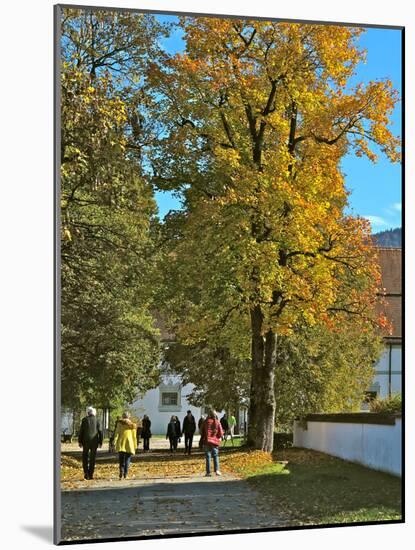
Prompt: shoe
<box><xmin>205</xmin><ymin>473</ymin><xmax>212</xmax><ymax>477</ymax></box>
<box><xmin>215</xmin><ymin>471</ymin><xmax>222</xmax><ymax>476</ymax></box>
<box><xmin>83</xmin><ymin>475</ymin><xmax>89</xmax><ymax>480</ymax></box>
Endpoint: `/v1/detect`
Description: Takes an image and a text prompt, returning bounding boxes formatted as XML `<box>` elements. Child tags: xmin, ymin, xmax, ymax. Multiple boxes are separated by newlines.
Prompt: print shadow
<box><xmin>21</xmin><ymin>525</ymin><xmax>53</xmax><ymax>543</ymax></box>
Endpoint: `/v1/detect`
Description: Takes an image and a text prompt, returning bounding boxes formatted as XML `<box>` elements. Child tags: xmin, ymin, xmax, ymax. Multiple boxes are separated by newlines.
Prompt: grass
<box><xmin>239</xmin><ymin>447</ymin><xmax>402</xmax><ymax>526</ymax></box>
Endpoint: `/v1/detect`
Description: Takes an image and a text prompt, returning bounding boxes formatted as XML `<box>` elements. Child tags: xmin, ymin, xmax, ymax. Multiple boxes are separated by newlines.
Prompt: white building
<box><xmin>130</xmin><ymin>371</ymin><xmax>204</xmax><ymax>435</ymax></box>
<box><xmin>367</xmin><ymin>247</ymin><xmax>402</xmax><ymax>399</ymax></box>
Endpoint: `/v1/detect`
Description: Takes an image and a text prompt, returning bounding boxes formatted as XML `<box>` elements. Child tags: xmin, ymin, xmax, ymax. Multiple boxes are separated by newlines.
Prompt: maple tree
<box><xmin>149</xmin><ymin>18</ymin><xmax>400</xmax><ymax>451</ymax></box>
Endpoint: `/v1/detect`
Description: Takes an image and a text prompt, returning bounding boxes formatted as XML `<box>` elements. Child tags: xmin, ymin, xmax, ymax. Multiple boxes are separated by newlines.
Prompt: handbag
<box><xmin>207</xmin><ymin>419</ymin><xmax>221</xmax><ymax>446</ymax></box>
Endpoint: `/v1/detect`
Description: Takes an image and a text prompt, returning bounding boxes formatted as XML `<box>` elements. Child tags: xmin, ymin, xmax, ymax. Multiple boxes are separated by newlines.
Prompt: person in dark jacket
<box><xmin>166</xmin><ymin>416</ymin><xmax>180</xmax><ymax>453</ymax></box>
<box><xmin>198</xmin><ymin>414</ymin><xmax>206</xmax><ymax>448</ymax></box>
<box><xmin>182</xmin><ymin>410</ymin><xmax>196</xmax><ymax>455</ymax></box>
<box><xmin>220</xmin><ymin>413</ymin><xmax>229</xmax><ymax>443</ymax></box>
<box><xmin>78</xmin><ymin>406</ymin><xmax>103</xmax><ymax>480</ymax></box>
<box><xmin>141</xmin><ymin>415</ymin><xmax>152</xmax><ymax>452</ymax></box>
<box><xmin>174</xmin><ymin>416</ymin><xmax>182</xmax><ymax>441</ymax></box>
<box><xmin>136</xmin><ymin>416</ymin><xmax>142</xmax><ymax>452</ymax></box>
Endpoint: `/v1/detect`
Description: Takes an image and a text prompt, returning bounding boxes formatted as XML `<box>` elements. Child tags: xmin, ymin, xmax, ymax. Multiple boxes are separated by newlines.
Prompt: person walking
<box><xmin>109</xmin><ymin>416</ymin><xmax>120</xmax><ymax>453</ymax></box>
<box><xmin>228</xmin><ymin>412</ymin><xmax>237</xmax><ymax>444</ymax></box>
<box><xmin>198</xmin><ymin>414</ymin><xmax>206</xmax><ymax>449</ymax></box>
<box><xmin>182</xmin><ymin>410</ymin><xmax>196</xmax><ymax>455</ymax></box>
<box><xmin>175</xmin><ymin>416</ymin><xmax>182</xmax><ymax>446</ymax></box>
<box><xmin>200</xmin><ymin>409</ymin><xmax>224</xmax><ymax>477</ymax></box>
<box><xmin>78</xmin><ymin>406</ymin><xmax>103</xmax><ymax>480</ymax></box>
<box><xmin>220</xmin><ymin>413</ymin><xmax>229</xmax><ymax>444</ymax></box>
<box><xmin>166</xmin><ymin>415</ymin><xmax>180</xmax><ymax>453</ymax></box>
<box><xmin>136</xmin><ymin>416</ymin><xmax>142</xmax><ymax>452</ymax></box>
<box><xmin>113</xmin><ymin>411</ymin><xmax>137</xmax><ymax>480</ymax></box>
<box><xmin>141</xmin><ymin>414</ymin><xmax>152</xmax><ymax>452</ymax></box>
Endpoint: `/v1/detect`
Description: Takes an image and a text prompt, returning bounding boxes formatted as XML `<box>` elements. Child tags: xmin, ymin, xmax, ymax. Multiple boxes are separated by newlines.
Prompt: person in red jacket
<box><xmin>200</xmin><ymin>409</ymin><xmax>224</xmax><ymax>477</ymax></box>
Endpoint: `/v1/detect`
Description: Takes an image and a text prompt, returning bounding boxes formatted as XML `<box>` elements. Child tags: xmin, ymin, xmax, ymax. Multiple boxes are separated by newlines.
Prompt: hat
<box><xmin>86</xmin><ymin>406</ymin><xmax>96</xmax><ymax>416</ymax></box>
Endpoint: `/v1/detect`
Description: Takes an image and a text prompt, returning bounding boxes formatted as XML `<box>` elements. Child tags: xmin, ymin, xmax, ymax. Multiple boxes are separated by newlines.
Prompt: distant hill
<box><xmin>372</xmin><ymin>227</ymin><xmax>402</xmax><ymax>247</ymax></box>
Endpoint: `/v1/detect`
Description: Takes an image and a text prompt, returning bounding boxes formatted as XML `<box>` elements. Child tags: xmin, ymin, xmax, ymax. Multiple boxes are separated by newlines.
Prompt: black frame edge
<box><xmin>54</xmin><ymin>3</ymin><xmax>63</xmax><ymax>546</ymax></box>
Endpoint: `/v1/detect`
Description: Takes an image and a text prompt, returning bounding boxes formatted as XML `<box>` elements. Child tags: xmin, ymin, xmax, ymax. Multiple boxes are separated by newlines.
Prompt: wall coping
<box><xmin>297</xmin><ymin>412</ymin><xmax>402</xmax><ymax>427</ymax></box>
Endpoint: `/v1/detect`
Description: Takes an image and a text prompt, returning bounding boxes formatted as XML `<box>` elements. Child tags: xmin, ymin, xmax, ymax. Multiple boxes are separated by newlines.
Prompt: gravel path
<box><xmin>60</xmin><ymin>472</ymin><xmax>287</xmax><ymax>542</ymax></box>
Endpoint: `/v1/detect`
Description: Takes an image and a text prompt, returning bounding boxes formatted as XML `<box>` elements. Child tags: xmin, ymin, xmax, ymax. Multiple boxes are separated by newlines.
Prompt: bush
<box><xmin>273</xmin><ymin>432</ymin><xmax>293</xmax><ymax>450</ymax></box>
<box><xmin>369</xmin><ymin>393</ymin><xmax>402</xmax><ymax>414</ymax></box>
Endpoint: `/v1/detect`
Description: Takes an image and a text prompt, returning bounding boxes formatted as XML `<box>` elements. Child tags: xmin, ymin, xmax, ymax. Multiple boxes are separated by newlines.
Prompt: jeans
<box><xmin>204</xmin><ymin>444</ymin><xmax>219</xmax><ymax>474</ymax></box>
<box><xmin>118</xmin><ymin>452</ymin><xmax>132</xmax><ymax>477</ymax></box>
<box><xmin>169</xmin><ymin>436</ymin><xmax>178</xmax><ymax>451</ymax></box>
<box><xmin>184</xmin><ymin>433</ymin><xmax>194</xmax><ymax>454</ymax></box>
<box><xmin>82</xmin><ymin>445</ymin><xmax>97</xmax><ymax>478</ymax></box>
<box><xmin>143</xmin><ymin>437</ymin><xmax>150</xmax><ymax>451</ymax></box>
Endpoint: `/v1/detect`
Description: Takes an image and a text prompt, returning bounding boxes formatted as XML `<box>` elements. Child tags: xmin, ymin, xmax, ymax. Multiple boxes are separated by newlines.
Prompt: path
<box><xmin>60</xmin><ymin>452</ymin><xmax>287</xmax><ymax>542</ymax></box>
<box><xmin>61</xmin><ymin>433</ymin><xmax>242</xmax><ymax>453</ymax></box>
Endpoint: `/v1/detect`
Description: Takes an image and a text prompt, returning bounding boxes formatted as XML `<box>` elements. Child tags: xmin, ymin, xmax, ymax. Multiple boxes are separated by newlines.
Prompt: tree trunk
<box><xmin>247</xmin><ymin>305</ymin><xmax>277</xmax><ymax>452</ymax></box>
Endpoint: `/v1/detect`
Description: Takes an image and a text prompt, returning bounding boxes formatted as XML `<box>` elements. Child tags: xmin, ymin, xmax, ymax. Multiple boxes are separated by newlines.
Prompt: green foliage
<box><xmin>274</xmin><ymin>323</ymin><xmax>384</xmax><ymax>426</ymax></box>
<box><xmin>60</xmin><ymin>10</ymin><xmax>166</xmax><ymax>409</ymax></box>
<box><xmin>369</xmin><ymin>393</ymin><xmax>402</xmax><ymax>413</ymax></box>
<box><xmin>164</xmin><ymin>342</ymin><xmax>251</xmax><ymax>411</ymax></box>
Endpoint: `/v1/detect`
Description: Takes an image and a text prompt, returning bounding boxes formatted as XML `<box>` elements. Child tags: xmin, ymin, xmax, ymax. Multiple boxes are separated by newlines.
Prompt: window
<box><xmin>161</xmin><ymin>392</ymin><xmax>178</xmax><ymax>406</ymax></box>
<box><xmin>158</xmin><ymin>383</ymin><xmax>182</xmax><ymax>412</ymax></box>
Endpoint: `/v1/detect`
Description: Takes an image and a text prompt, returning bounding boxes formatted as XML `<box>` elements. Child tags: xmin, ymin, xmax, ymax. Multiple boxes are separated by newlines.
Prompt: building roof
<box><xmin>376</xmin><ymin>247</ymin><xmax>402</xmax><ymax>341</ymax></box>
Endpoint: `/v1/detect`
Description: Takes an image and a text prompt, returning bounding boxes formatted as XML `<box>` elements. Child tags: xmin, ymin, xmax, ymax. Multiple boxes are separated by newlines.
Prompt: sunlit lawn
<box><xmin>243</xmin><ymin>447</ymin><xmax>402</xmax><ymax>525</ymax></box>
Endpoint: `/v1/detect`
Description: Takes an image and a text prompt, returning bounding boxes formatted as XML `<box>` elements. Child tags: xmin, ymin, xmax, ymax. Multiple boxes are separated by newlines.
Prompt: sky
<box><xmin>154</xmin><ymin>17</ymin><xmax>402</xmax><ymax>233</ymax></box>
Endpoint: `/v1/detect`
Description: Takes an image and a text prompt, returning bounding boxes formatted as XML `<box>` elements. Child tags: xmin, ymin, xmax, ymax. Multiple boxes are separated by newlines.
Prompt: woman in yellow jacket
<box><xmin>114</xmin><ymin>412</ymin><xmax>137</xmax><ymax>480</ymax></box>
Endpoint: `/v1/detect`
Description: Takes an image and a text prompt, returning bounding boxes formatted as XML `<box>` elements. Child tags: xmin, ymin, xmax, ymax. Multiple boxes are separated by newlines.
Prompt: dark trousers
<box><xmin>118</xmin><ymin>452</ymin><xmax>132</xmax><ymax>477</ymax></box>
<box><xmin>184</xmin><ymin>433</ymin><xmax>194</xmax><ymax>454</ymax></box>
<box><xmin>143</xmin><ymin>437</ymin><xmax>150</xmax><ymax>451</ymax></box>
<box><xmin>82</xmin><ymin>445</ymin><xmax>98</xmax><ymax>479</ymax></box>
<box><xmin>169</xmin><ymin>436</ymin><xmax>178</xmax><ymax>451</ymax></box>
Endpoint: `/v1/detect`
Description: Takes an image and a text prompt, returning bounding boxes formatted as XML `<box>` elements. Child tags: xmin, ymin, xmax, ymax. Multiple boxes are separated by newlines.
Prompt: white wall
<box><xmin>61</xmin><ymin>410</ymin><xmax>73</xmax><ymax>433</ymax></box>
<box><xmin>131</xmin><ymin>374</ymin><xmax>203</xmax><ymax>435</ymax></box>
<box><xmin>294</xmin><ymin>418</ymin><xmax>402</xmax><ymax>476</ymax></box>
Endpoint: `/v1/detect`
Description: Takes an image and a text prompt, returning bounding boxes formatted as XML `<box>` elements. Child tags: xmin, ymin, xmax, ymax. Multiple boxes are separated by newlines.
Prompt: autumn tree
<box><xmin>60</xmin><ymin>9</ymin><xmax>168</xmax><ymax>410</ymax></box>
<box><xmin>149</xmin><ymin>19</ymin><xmax>400</xmax><ymax>451</ymax></box>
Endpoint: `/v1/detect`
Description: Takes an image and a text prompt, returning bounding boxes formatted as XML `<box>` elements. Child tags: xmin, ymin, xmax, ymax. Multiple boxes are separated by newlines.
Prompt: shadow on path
<box><xmin>60</xmin><ymin>477</ymin><xmax>287</xmax><ymax>542</ymax></box>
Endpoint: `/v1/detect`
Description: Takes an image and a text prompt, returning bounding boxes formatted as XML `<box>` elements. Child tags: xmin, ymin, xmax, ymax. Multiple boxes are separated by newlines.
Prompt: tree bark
<box><xmin>247</xmin><ymin>305</ymin><xmax>277</xmax><ymax>452</ymax></box>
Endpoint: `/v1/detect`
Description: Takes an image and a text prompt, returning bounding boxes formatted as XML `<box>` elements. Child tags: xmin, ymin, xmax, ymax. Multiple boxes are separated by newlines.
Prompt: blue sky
<box><xmin>154</xmin><ymin>18</ymin><xmax>402</xmax><ymax>233</ymax></box>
